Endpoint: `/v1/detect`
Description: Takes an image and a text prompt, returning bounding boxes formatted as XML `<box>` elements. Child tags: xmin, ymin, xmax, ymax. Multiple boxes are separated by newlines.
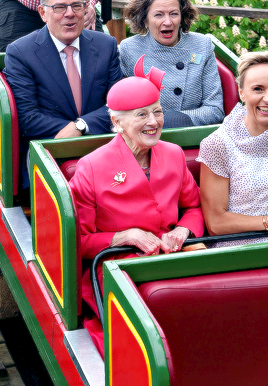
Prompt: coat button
<box><xmin>174</xmin><ymin>87</ymin><xmax>182</xmax><ymax>95</ymax></box>
<box><xmin>176</xmin><ymin>62</ymin><xmax>184</xmax><ymax>70</ymax></box>
<box><xmin>157</xmin><ymin>205</ymin><xmax>164</xmax><ymax>212</ymax></box>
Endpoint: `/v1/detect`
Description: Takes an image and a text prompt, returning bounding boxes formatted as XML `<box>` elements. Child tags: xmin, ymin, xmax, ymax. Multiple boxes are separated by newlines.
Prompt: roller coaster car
<box><xmin>2</xmin><ymin>38</ymin><xmax>268</xmax><ymax>386</ymax></box>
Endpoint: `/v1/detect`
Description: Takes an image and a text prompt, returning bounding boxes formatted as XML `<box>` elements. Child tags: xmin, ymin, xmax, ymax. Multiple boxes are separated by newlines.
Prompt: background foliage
<box><xmin>190</xmin><ymin>0</ymin><xmax>268</xmax><ymax>55</ymax></box>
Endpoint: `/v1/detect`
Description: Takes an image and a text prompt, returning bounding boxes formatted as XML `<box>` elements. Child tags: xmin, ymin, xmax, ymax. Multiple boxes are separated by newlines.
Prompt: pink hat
<box><xmin>107</xmin><ymin>55</ymin><xmax>165</xmax><ymax>110</ymax></box>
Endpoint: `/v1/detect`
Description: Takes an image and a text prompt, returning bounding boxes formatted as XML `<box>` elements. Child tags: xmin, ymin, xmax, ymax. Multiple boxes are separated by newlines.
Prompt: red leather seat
<box><xmin>60</xmin><ymin>159</ymin><xmax>79</xmax><ymax>181</ymax></box>
<box><xmin>183</xmin><ymin>148</ymin><xmax>200</xmax><ymax>186</ymax></box>
<box><xmin>216</xmin><ymin>58</ymin><xmax>239</xmax><ymax>115</ymax></box>
<box><xmin>138</xmin><ymin>268</ymin><xmax>268</xmax><ymax>386</ymax></box>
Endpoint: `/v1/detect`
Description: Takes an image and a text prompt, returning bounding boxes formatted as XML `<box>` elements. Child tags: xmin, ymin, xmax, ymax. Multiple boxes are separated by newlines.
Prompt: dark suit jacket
<box><xmin>4</xmin><ymin>26</ymin><xmax>122</xmax><ymax>188</ymax></box>
<box><xmin>4</xmin><ymin>26</ymin><xmax>122</xmax><ymax>143</ymax></box>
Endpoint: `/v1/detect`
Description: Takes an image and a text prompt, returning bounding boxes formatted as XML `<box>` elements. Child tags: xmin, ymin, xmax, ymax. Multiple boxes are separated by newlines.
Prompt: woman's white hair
<box><xmin>108</xmin><ymin>108</ymin><xmax>127</xmax><ymax>133</ymax></box>
<box><xmin>108</xmin><ymin>108</ymin><xmax>124</xmax><ymax>118</ymax></box>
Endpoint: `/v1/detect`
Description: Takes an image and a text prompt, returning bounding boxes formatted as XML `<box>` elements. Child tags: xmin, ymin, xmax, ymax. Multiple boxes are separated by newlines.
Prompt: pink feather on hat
<box><xmin>107</xmin><ymin>55</ymin><xmax>165</xmax><ymax>110</ymax></box>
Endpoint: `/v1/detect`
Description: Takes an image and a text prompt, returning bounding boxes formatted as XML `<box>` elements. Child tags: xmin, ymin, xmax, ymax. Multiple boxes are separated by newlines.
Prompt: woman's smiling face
<box><xmin>145</xmin><ymin>0</ymin><xmax>181</xmax><ymax>47</ymax></box>
<box><xmin>114</xmin><ymin>101</ymin><xmax>164</xmax><ymax>157</ymax></box>
<box><xmin>239</xmin><ymin>63</ymin><xmax>268</xmax><ymax>136</ymax></box>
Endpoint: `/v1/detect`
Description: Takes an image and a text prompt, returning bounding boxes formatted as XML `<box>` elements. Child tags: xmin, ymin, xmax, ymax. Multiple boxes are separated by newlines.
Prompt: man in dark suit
<box><xmin>3</xmin><ymin>0</ymin><xmax>122</xmax><ymax>188</ymax></box>
<box><xmin>0</xmin><ymin>0</ymin><xmax>103</xmax><ymax>52</ymax></box>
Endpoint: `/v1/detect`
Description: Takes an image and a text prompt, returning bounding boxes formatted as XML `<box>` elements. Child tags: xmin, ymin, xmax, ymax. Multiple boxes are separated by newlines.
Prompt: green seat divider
<box><xmin>0</xmin><ymin>53</ymin><xmax>5</xmax><ymax>71</ymax></box>
<box><xmin>38</xmin><ymin>125</ymin><xmax>217</xmax><ymax>160</ymax></box>
<box><xmin>29</xmin><ymin>140</ymin><xmax>80</xmax><ymax>330</ymax></box>
<box><xmin>209</xmin><ymin>33</ymin><xmax>239</xmax><ymax>74</ymax></box>
<box><xmin>103</xmin><ymin>240</ymin><xmax>268</xmax><ymax>385</ymax></box>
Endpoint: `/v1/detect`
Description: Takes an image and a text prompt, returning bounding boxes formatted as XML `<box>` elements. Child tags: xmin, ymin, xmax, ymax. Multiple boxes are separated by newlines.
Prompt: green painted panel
<box><xmin>209</xmin><ymin>33</ymin><xmax>239</xmax><ymax>74</ymax></box>
<box><xmin>0</xmin><ymin>53</ymin><xmax>5</xmax><ymax>71</ymax></box>
<box><xmin>109</xmin><ymin>242</ymin><xmax>268</xmax><ymax>284</ymax></box>
<box><xmin>103</xmin><ymin>242</ymin><xmax>268</xmax><ymax>385</ymax></box>
<box><xmin>34</xmin><ymin>125</ymin><xmax>218</xmax><ymax>163</ymax></box>
<box><xmin>36</xmin><ymin>134</ymin><xmax>115</xmax><ymax>159</ymax></box>
<box><xmin>30</xmin><ymin>141</ymin><xmax>78</xmax><ymax>330</ymax></box>
<box><xmin>103</xmin><ymin>261</ymin><xmax>171</xmax><ymax>386</ymax></box>
<box><xmin>160</xmin><ymin>125</ymin><xmax>219</xmax><ymax>147</ymax></box>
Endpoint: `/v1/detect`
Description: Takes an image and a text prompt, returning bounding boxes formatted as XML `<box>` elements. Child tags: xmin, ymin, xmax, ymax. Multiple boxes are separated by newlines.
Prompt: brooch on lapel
<box><xmin>189</xmin><ymin>53</ymin><xmax>202</xmax><ymax>64</ymax></box>
<box><xmin>111</xmin><ymin>172</ymin><xmax>127</xmax><ymax>187</ymax></box>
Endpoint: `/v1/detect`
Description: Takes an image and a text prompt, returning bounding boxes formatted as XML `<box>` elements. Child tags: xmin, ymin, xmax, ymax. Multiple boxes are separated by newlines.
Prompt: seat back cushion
<box><xmin>60</xmin><ymin>159</ymin><xmax>79</xmax><ymax>181</ymax></box>
<box><xmin>138</xmin><ymin>268</ymin><xmax>268</xmax><ymax>386</ymax></box>
<box><xmin>183</xmin><ymin>148</ymin><xmax>200</xmax><ymax>186</ymax></box>
<box><xmin>216</xmin><ymin>58</ymin><xmax>239</xmax><ymax>116</ymax></box>
<box><xmin>0</xmin><ymin>72</ymin><xmax>19</xmax><ymax>196</ymax></box>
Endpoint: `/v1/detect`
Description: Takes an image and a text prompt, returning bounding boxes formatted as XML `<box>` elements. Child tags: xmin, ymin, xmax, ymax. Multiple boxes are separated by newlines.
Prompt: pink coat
<box><xmin>70</xmin><ymin>134</ymin><xmax>204</xmax><ymax>259</ymax></box>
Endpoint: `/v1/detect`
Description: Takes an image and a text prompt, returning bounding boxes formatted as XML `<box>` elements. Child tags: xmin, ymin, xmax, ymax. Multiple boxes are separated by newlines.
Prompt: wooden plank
<box><xmin>112</xmin><ymin>0</ymin><xmax>126</xmax><ymax>8</ymax></box>
<box><xmin>107</xmin><ymin>18</ymin><xmax>126</xmax><ymax>44</ymax></box>
<box><xmin>195</xmin><ymin>5</ymin><xmax>268</xmax><ymax>19</ymax></box>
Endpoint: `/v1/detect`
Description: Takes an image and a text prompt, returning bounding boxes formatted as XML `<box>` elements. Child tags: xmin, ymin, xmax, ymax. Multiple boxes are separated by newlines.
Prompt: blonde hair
<box><xmin>237</xmin><ymin>51</ymin><xmax>268</xmax><ymax>89</ymax></box>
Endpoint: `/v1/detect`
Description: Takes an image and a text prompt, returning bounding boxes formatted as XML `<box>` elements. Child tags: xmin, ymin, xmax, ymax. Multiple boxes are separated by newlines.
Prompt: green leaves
<box><xmin>190</xmin><ymin>0</ymin><xmax>268</xmax><ymax>55</ymax></box>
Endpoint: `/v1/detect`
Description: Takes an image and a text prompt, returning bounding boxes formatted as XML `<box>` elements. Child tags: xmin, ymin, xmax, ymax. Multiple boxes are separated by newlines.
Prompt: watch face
<box><xmin>76</xmin><ymin>120</ymin><xmax>86</xmax><ymax>132</ymax></box>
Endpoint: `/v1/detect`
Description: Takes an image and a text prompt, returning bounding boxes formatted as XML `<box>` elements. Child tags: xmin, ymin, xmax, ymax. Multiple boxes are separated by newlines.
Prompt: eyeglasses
<box><xmin>133</xmin><ymin>109</ymin><xmax>165</xmax><ymax>120</ymax></box>
<box><xmin>45</xmin><ymin>2</ymin><xmax>86</xmax><ymax>14</ymax></box>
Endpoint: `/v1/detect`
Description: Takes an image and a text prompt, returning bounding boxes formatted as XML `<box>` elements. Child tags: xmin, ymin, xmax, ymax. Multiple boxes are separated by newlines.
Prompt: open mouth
<box><xmin>160</xmin><ymin>30</ymin><xmax>174</xmax><ymax>38</ymax></box>
<box><xmin>142</xmin><ymin>129</ymin><xmax>157</xmax><ymax>135</ymax></box>
<box><xmin>65</xmin><ymin>22</ymin><xmax>76</xmax><ymax>28</ymax></box>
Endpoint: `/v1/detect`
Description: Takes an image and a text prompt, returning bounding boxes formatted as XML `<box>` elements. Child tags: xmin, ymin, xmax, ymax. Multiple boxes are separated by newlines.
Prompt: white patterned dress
<box><xmin>197</xmin><ymin>103</ymin><xmax>268</xmax><ymax>247</ymax></box>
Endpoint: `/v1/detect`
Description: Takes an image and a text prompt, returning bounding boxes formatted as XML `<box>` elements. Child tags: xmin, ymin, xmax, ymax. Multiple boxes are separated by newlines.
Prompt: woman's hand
<box><xmin>111</xmin><ymin>228</ymin><xmax>171</xmax><ymax>255</ymax></box>
<box><xmin>161</xmin><ymin>226</ymin><xmax>191</xmax><ymax>252</ymax></box>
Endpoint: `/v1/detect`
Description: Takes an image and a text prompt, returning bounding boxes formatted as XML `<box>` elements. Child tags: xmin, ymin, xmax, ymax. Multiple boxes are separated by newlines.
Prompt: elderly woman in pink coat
<box><xmin>69</xmin><ymin>55</ymin><xmax>204</xmax><ymax>357</ymax></box>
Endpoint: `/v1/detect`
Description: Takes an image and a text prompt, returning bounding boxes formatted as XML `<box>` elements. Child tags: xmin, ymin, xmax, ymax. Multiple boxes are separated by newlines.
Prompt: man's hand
<box><xmin>84</xmin><ymin>2</ymin><xmax>96</xmax><ymax>30</ymax></box>
<box><xmin>54</xmin><ymin>122</ymin><xmax>82</xmax><ymax>139</ymax></box>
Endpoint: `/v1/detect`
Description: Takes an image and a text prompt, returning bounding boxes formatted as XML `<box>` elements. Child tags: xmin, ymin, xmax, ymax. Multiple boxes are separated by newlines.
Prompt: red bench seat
<box><xmin>138</xmin><ymin>268</ymin><xmax>268</xmax><ymax>386</ymax></box>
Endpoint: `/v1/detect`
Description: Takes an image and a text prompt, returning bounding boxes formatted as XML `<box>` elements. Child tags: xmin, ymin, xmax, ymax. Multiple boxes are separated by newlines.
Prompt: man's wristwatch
<box><xmin>75</xmin><ymin>119</ymin><xmax>86</xmax><ymax>134</ymax></box>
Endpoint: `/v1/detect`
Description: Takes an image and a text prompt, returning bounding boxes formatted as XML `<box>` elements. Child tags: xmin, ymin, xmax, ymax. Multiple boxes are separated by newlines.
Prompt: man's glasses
<box><xmin>45</xmin><ymin>2</ymin><xmax>87</xmax><ymax>14</ymax></box>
